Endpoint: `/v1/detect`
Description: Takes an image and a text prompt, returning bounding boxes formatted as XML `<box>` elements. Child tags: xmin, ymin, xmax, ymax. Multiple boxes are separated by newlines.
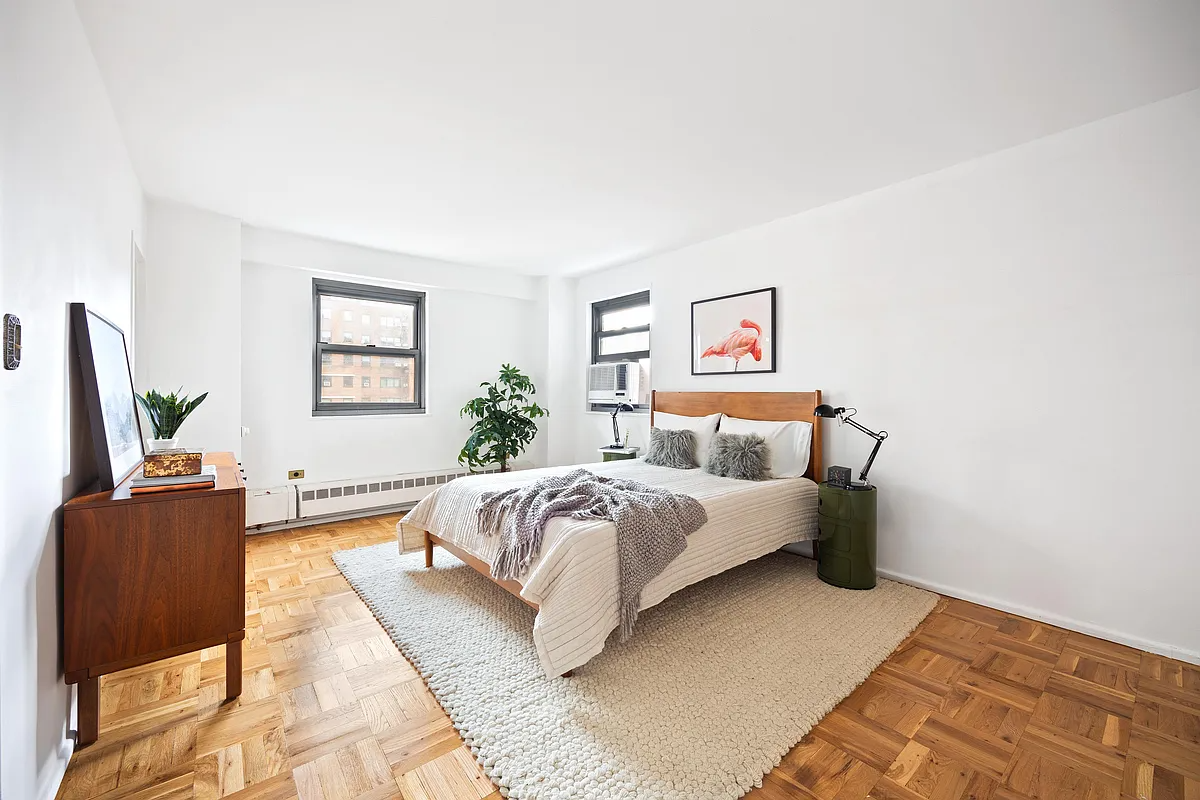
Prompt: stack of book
<box><xmin>130</xmin><ymin>464</ymin><xmax>217</xmax><ymax>494</ymax></box>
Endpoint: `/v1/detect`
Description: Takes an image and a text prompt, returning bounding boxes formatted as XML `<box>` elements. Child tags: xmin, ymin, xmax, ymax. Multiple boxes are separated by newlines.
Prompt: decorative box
<box><xmin>142</xmin><ymin>449</ymin><xmax>204</xmax><ymax>478</ymax></box>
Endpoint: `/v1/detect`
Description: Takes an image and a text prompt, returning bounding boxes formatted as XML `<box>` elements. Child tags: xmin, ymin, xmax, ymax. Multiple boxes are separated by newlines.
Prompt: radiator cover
<box><xmin>296</xmin><ymin>467</ymin><xmax>496</xmax><ymax>520</ymax></box>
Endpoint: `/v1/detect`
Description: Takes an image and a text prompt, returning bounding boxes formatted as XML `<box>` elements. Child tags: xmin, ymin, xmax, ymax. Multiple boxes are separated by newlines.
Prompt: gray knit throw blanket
<box><xmin>476</xmin><ymin>468</ymin><xmax>708</xmax><ymax>640</ymax></box>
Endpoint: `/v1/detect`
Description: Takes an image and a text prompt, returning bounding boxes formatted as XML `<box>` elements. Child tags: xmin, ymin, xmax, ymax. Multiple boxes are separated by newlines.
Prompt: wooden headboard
<box><xmin>651</xmin><ymin>390</ymin><xmax>824</xmax><ymax>482</ymax></box>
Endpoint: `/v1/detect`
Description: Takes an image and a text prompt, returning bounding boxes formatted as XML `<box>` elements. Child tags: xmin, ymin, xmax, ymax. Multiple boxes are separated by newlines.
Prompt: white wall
<box><xmin>538</xmin><ymin>276</ymin><xmax>581</xmax><ymax>466</ymax></box>
<box><xmin>0</xmin><ymin>1</ymin><xmax>145</xmax><ymax>798</ymax></box>
<box><xmin>138</xmin><ymin>200</ymin><xmax>242</xmax><ymax>455</ymax></box>
<box><xmin>241</xmin><ymin>259</ymin><xmax>545</xmax><ymax>488</ymax></box>
<box><xmin>242</xmin><ymin>226</ymin><xmax>539</xmax><ymax>301</ymax></box>
<box><xmin>570</xmin><ymin>91</ymin><xmax>1200</xmax><ymax>662</ymax></box>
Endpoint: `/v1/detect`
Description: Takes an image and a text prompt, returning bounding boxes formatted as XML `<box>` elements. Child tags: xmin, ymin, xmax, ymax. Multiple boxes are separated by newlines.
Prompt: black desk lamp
<box><xmin>814</xmin><ymin>404</ymin><xmax>889</xmax><ymax>490</ymax></box>
<box><xmin>605</xmin><ymin>403</ymin><xmax>635</xmax><ymax>448</ymax></box>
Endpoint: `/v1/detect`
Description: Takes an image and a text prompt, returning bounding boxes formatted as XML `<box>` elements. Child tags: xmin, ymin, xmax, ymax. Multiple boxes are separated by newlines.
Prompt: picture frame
<box><xmin>71</xmin><ymin>303</ymin><xmax>145</xmax><ymax>489</ymax></box>
<box><xmin>691</xmin><ymin>287</ymin><xmax>777</xmax><ymax>375</ymax></box>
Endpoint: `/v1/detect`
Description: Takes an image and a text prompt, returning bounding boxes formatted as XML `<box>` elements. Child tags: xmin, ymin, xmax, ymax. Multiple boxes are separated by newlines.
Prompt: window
<box><xmin>313</xmin><ymin>278</ymin><xmax>424</xmax><ymax>415</ymax></box>
<box><xmin>591</xmin><ymin>290</ymin><xmax>650</xmax><ymax>411</ymax></box>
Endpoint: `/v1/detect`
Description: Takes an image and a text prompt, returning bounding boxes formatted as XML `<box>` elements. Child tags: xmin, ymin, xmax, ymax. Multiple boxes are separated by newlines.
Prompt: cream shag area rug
<box><xmin>333</xmin><ymin>544</ymin><xmax>937</xmax><ymax>800</ymax></box>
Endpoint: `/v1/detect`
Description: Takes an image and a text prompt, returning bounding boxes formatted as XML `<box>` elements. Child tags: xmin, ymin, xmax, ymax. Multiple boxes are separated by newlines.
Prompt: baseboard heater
<box><xmin>245</xmin><ymin>466</ymin><xmax>496</xmax><ymax>530</ymax></box>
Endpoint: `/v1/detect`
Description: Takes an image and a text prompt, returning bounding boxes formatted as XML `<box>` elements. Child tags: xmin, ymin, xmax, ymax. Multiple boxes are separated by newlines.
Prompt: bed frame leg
<box><xmin>560</xmin><ymin>670</ymin><xmax>574</xmax><ymax>678</ymax></box>
<box><xmin>424</xmin><ymin>532</ymin><xmax>433</xmax><ymax>568</ymax></box>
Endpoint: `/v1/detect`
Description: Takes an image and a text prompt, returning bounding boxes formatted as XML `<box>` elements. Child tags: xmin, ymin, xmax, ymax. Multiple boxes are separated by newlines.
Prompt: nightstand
<box><xmin>598</xmin><ymin>447</ymin><xmax>639</xmax><ymax>462</ymax></box>
<box><xmin>816</xmin><ymin>482</ymin><xmax>877</xmax><ymax>589</ymax></box>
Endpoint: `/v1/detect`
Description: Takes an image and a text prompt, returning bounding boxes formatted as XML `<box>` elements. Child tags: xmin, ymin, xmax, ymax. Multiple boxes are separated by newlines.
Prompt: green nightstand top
<box><xmin>599</xmin><ymin>447</ymin><xmax>639</xmax><ymax>462</ymax></box>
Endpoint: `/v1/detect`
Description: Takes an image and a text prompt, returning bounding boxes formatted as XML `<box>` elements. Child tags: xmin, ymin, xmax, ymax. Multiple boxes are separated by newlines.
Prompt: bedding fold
<box><xmin>476</xmin><ymin>468</ymin><xmax>707</xmax><ymax>639</ymax></box>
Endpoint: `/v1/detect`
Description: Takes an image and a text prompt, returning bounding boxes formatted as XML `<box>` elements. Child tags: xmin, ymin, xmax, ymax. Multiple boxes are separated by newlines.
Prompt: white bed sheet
<box><xmin>399</xmin><ymin>460</ymin><xmax>819</xmax><ymax>676</ymax></box>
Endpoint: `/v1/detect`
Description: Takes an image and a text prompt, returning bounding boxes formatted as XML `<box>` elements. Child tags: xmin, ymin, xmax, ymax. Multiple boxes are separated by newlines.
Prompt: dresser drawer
<box><xmin>817</xmin><ymin>490</ymin><xmax>852</xmax><ymax>520</ymax></box>
<box><xmin>818</xmin><ymin>516</ymin><xmax>853</xmax><ymax>553</ymax></box>
<box><xmin>818</xmin><ymin>551</ymin><xmax>853</xmax><ymax>587</ymax></box>
<box><xmin>64</xmin><ymin>492</ymin><xmax>243</xmax><ymax>674</ymax></box>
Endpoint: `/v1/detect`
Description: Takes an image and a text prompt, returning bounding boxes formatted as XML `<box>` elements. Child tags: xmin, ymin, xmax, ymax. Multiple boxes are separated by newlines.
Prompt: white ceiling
<box><xmin>77</xmin><ymin>1</ymin><xmax>1200</xmax><ymax>276</ymax></box>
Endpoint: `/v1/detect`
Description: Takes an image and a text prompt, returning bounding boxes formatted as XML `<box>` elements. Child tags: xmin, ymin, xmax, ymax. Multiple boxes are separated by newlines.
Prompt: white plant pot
<box><xmin>147</xmin><ymin>438</ymin><xmax>179</xmax><ymax>452</ymax></box>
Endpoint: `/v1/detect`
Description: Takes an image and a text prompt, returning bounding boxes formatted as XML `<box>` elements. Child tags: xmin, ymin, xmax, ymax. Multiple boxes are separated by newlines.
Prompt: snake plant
<box><xmin>136</xmin><ymin>388</ymin><xmax>208</xmax><ymax>440</ymax></box>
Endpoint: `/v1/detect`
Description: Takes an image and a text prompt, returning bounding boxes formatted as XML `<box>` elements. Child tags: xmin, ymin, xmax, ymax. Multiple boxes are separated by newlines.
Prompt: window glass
<box><xmin>601</xmin><ymin>305</ymin><xmax>651</xmax><ymax>331</ymax></box>
<box><xmin>599</xmin><ymin>331</ymin><xmax>650</xmax><ymax>355</ymax></box>
<box><xmin>316</xmin><ymin>357</ymin><xmax>415</xmax><ymax>404</ymax></box>
<box><xmin>318</xmin><ymin>295</ymin><xmax>414</xmax><ymax>348</ymax></box>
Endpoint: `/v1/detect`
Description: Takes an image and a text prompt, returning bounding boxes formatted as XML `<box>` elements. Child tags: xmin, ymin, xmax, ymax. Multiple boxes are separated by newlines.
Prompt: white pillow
<box><xmin>652</xmin><ymin>411</ymin><xmax>722</xmax><ymax>468</ymax></box>
<box><xmin>718</xmin><ymin>415</ymin><xmax>813</xmax><ymax>478</ymax></box>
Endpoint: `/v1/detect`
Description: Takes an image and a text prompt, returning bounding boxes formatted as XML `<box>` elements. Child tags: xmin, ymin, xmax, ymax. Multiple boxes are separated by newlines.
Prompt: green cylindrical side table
<box><xmin>817</xmin><ymin>483</ymin><xmax>877</xmax><ymax>589</ymax></box>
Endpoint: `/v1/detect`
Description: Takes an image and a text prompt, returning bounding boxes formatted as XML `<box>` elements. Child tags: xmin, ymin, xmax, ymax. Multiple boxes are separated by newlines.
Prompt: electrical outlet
<box><xmin>288</xmin><ymin>469</ymin><xmax>305</xmax><ymax>480</ymax></box>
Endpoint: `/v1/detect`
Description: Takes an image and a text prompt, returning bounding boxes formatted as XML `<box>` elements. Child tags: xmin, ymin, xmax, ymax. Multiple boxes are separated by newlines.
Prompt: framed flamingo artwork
<box><xmin>691</xmin><ymin>287</ymin><xmax>776</xmax><ymax>375</ymax></box>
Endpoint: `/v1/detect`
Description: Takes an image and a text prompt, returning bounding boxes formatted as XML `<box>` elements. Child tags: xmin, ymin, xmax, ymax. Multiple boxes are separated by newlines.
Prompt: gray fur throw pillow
<box><xmin>704</xmin><ymin>432</ymin><xmax>772</xmax><ymax>480</ymax></box>
<box><xmin>643</xmin><ymin>427</ymin><xmax>700</xmax><ymax>469</ymax></box>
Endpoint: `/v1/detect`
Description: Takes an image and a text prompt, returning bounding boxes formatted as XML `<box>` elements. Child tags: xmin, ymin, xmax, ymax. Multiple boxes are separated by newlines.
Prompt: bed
<box><xmin>397</xmin><ymin>390</ymin><xmax>824</xmax><ymax>677</ymax></box>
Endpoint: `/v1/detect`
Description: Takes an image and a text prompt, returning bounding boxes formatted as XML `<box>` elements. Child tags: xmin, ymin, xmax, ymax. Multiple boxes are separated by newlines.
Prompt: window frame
<box><xmin>590</xmin><ymin>290</ymin><xmax>650</xmax><ymax>412</ymax></box>
<box><xmin>312</xmin><ymin>278</ymin><xmax>425</xmax><ymax>416</ymax></box>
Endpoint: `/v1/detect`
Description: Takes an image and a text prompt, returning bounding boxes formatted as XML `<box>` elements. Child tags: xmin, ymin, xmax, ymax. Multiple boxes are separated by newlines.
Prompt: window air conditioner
<box><xmin>587</xmin><ymin>362</ymin><xmax>643</xmax><ymax>405</ymax></box>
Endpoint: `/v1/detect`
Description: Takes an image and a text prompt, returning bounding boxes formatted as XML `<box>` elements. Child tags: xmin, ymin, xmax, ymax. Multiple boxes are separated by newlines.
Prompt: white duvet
<box><xmin>398</xmin><ymin>460</ymin><xmax>819</xmax><ymax>677</ymax></box>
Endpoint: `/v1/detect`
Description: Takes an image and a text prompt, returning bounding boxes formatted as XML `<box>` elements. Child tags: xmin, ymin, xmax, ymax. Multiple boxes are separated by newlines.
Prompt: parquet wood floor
<box><xmin>57</xmin><ymin>514</ymin><xmax>1200</xmax><ymax>800</ymax></box>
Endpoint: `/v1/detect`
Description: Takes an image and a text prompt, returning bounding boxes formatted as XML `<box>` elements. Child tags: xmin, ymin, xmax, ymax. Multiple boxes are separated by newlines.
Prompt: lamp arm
<box><xmin>841</xmin><ymin>416</ymin><xmax>885</xmax><ymax>441</ymax></box>
<box><xmin>837</xmin><ymin>415</ymin><xmax>889</xmax><ymax>483</ymax></box>
<box><xmin>859</xmin><ymin>436</ymin><xmax>884</xmax><ymax>483</ymax></box>
<box><xmin>609</xmin><ymin>403</ymin><xmax>634</xmax><ymax>447</ymax></box>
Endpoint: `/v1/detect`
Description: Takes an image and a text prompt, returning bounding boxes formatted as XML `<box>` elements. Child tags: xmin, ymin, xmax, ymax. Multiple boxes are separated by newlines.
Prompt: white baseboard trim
<box><xmin>877</xmin><ymin>567</ymin><xmax>1199</xmax><ymax>666</ymax></box>
<box><xmin>42</xmin><ymin>733</ymin><xmax>73</xmax><ymax>800</ymax></box>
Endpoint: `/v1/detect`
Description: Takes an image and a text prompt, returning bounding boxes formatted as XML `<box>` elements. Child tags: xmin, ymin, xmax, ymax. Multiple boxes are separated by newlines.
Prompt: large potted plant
<box><xmin>136</xmin><ymin>388</ymin><xmax>208</xmax><ymax>451</ymax></box>
<box><xmin>459</xmin><ymin>364</ymin><xmax>548</xmax><ymax>473</ymax></box>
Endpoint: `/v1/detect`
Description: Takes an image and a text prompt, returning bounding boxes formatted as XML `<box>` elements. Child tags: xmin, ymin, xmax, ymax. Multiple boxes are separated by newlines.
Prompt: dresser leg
<box><xmin>77</xmin><ymin>676</ymin><xmax>99</xmax><ymax>747</ymax></box>
<box><xmin>225</xmin><ymin>639</ymin><xmax>242</xmax><ymax>701</ymax></box>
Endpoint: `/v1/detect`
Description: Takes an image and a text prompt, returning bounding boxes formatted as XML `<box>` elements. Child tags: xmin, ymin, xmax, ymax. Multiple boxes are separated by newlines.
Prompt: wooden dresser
<box><xmin>64</xmin><ymin>451</ymin><xmax>245</xmax><ymax>747</ymax></box>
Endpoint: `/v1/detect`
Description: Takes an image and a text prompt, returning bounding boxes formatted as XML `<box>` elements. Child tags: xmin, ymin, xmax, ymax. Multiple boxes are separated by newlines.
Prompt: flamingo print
<box><xmin>701</xmin><ymin>318</ymin><xmax>763</xmax><ymax>371</ymax></box>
